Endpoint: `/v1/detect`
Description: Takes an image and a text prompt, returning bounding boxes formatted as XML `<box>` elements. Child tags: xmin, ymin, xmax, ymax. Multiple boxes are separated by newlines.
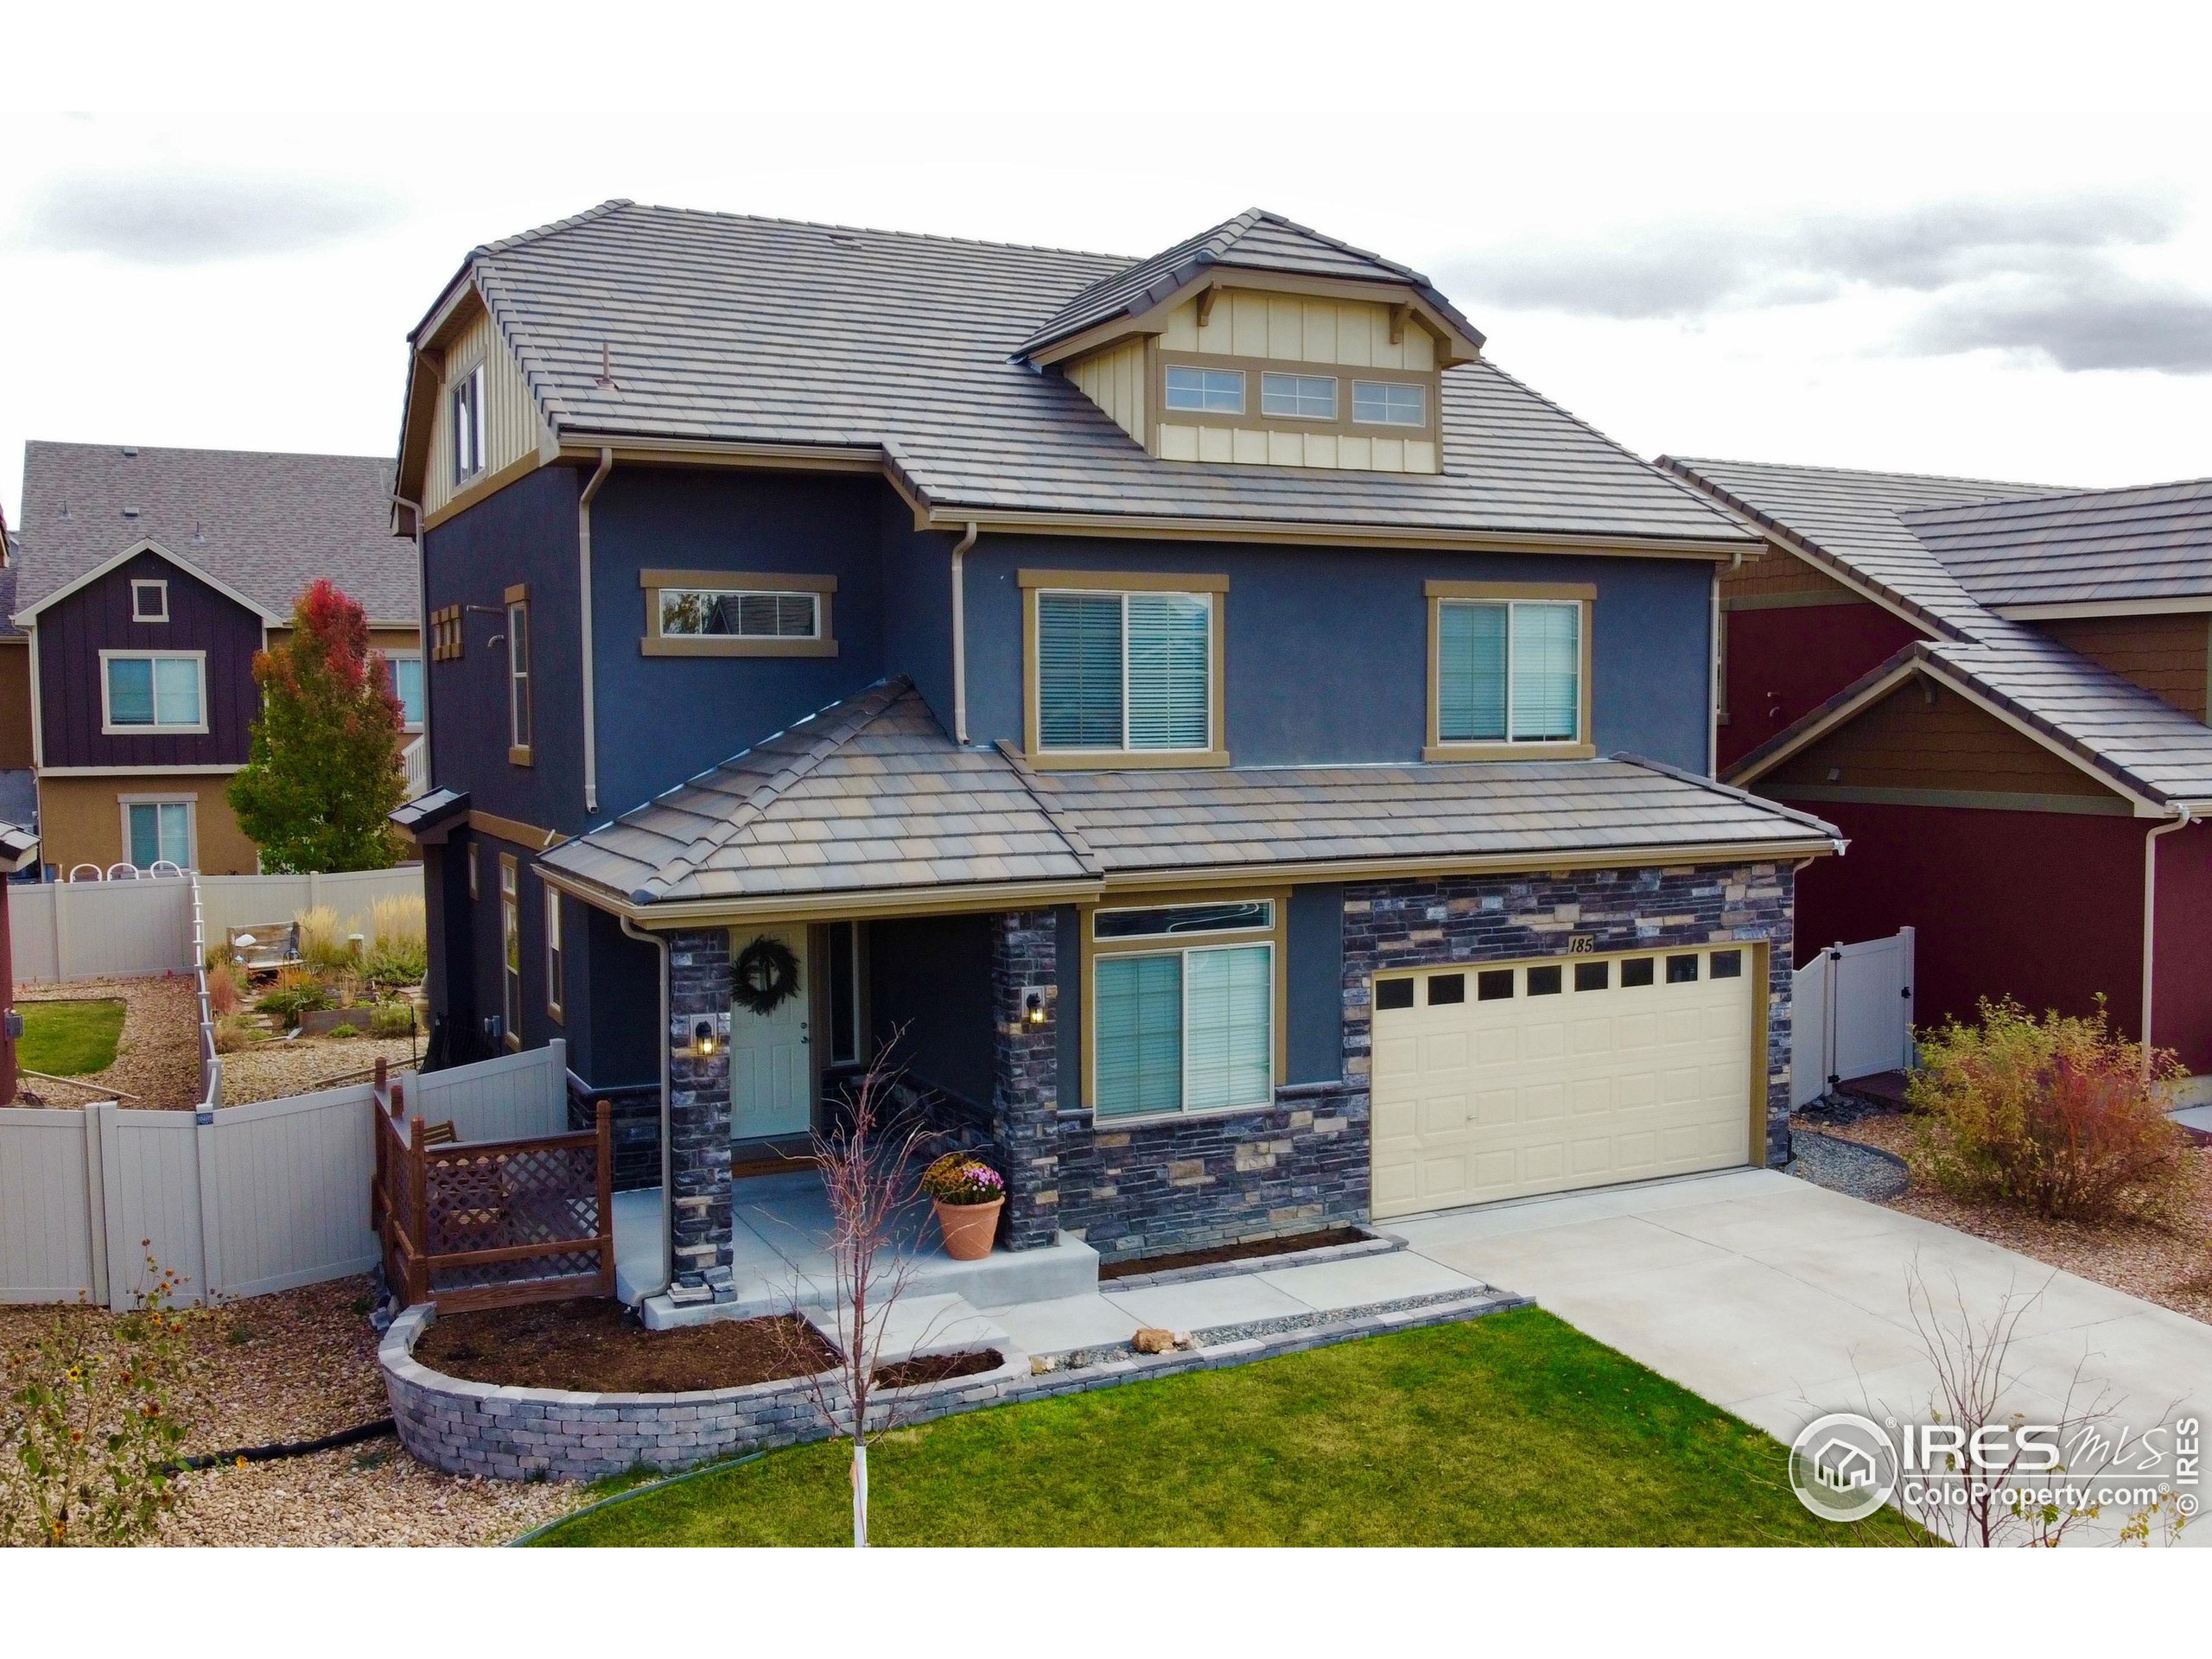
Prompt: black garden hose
<box><xmin>162</xmin><ymin>1416</ymin><xmax>397</xmax><ymax>1476</ymax></box>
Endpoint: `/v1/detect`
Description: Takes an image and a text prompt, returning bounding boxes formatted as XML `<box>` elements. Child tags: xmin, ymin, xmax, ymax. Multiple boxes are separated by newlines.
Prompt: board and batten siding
<box><xmin>1157</xmin><ymin>291</ymin><xmax>1439</xmax><ymax>474</ymax></box>
<box><xmin>423</xmin><ymin>297</ymin><xmax>545</xmax><ymax>517</ymax></box>
<box><xmin>35</xmin><ymin>550</ymin><xmax>264</xmax><ymax>769</ymax></box>
<box><xmin>1720</xmin><ymin>547</ymin><xmax>1872</xmax><ymax>607</ymax></box>
<box><xmin>1067</xmin><ymin>337</ymin><xmax>1147</xmax><ymax>446</ymax></box>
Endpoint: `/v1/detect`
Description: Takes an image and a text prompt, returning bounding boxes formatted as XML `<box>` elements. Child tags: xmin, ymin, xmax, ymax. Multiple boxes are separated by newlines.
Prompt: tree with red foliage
<box><xmin>227</xmin><ymin>579</ymin><xmax>407</xmax><ymax>872</ymax></box>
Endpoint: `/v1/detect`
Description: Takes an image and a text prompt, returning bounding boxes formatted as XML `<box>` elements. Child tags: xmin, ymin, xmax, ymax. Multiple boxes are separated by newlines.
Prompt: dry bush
<box><xmin>370</xmin><ymin>893</ymin><xmax>426</xmax><ymax>955</ymax></box>
<box><xmin>205</xmin><ymin>959</ymin><xmax>243</xmax><ymax>1017</ymax></box>
<box><xmin>210</xmin><ymin>1014</ymin><xmax>261</xmax><ymax>1054</ymax></box>
<box><xmin>293</xmin><ymin>906</ymin><xmax>354</xmax><ymax>972</ymax></box>
<box><xmin>1908</xmin><ymin>997</ymin><xmax>2191</xmax><ymax>1224</ymax></box>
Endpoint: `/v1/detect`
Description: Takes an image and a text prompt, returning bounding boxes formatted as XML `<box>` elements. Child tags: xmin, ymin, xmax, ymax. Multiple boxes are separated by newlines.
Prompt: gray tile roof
<box><xmin>1901</xmin><ymin>478</ymin><xmax>2212</xmax><ymax>611</ymax></box>
<box><xmin>15</xmin><ymin>442</ymin><xmax>413</xmax><ymax>624</ymax></box>
<box><xmin>1012</xmin><ymin>207</ymin><xmax>1484</xmax><ymax>360</ymax></box>
<box><xmin>444</xmin><ymin>202</ymin><xmax>1751</xmax><ymax>546</ymax></box>
<box><xmin>541</xmin><ymin>677</ymin><xmax>1838</xmax><ymax>911</ymax></box>
<box><xmin>0</xmin><ymin>567</ymin><xmax>21</xmax><ymax>640</ymax></box>
<box><xmin>1670</xmin><ymin>458</ymin><xmax>2212</xmax><ymax>808</ymax></box>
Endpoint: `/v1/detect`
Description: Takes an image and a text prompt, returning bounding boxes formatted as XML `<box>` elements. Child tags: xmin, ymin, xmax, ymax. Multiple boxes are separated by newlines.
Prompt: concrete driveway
<box><xmin>1396</xmin><ymin>1168</ymin><xmax>2211</xmax><ymax>1543</ymax></box>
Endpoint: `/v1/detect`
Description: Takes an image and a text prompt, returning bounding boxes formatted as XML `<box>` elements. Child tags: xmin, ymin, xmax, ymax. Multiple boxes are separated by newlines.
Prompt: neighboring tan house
<box><xmin>10</xmin><ymin>443</ymin><xmax>423</xmax><ymax>877</ymax></box>
<box><xmin>389</xmin><ymin>201</ymin><xmax>1839</xmax><ymax>1293</ymax></box>
<box><xmin>1667</xmin><ymin>459</ymin><xmax>2212</xmax><ymax>1089</ymax></box>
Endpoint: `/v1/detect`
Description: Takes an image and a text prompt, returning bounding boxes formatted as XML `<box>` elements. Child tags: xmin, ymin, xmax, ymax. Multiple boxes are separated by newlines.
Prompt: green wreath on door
<box><xmin>733</xmin><ymin>934</ymin><xmax>803</xmax><ymax>1016</ymax></box>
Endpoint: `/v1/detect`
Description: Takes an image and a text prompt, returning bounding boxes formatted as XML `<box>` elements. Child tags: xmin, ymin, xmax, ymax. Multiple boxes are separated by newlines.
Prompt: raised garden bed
<box><xmin>414</xmin><ymin>1298</ymin><xmax>836</xmax><ymax>1394</ymax></box>
<box><xmin>873</xmin><ymin>1349</ymin><xmax>1003</xmax><ymax>1391</ymax></box>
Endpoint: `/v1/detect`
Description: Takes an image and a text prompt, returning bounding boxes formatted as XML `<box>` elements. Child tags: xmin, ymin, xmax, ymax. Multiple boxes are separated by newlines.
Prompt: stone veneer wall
<box><xmin>993</xmin><ymin>860</ymin><xmax>1795</xmax><ymax>1264</ymax></box>
<box><xmin>1340</xmin><ymin>861</ymin><xmax>1798</xmax><ymax>1167</ymax></box>
<box><xmin>667</xmin><ymin>927</ymin><xmax>734</xmax><ymax>1280</ymax></box>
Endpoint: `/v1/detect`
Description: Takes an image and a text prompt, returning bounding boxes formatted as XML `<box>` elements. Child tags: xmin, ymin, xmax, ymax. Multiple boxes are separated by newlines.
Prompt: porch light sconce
<box><xmin>1024</xmin><ymin>990</ymin><xmax>1046</xmax><ymax>1027</ymax></box>
<box><xmin>695</xmin><ymin>1020</ymin><xmax>717</xmax><ymax>1058</ymax></box>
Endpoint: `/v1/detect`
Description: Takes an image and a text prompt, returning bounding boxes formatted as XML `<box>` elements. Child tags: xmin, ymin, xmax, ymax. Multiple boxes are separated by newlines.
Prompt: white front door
<box><xmin>729</xmin><ymin>925</ymin><xmax>812</xmax><ymax>1141</ymax></box>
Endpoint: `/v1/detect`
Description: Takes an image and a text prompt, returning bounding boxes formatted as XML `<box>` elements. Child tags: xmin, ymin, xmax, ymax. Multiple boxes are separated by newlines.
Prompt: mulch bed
<box><xmin>1097</xmin><ymin>1226</ymin><xmax>1370</xmax><ymax>1281</ymax></box>
<box><xmin>413</xmin><ymin>1299</ymin><xmax>840</xmax><ymax>1394</ymax></box>
<box><xmin>872</xmin><ymin>1349</ymin><xmax>1002</xmax><ymax>1390</ymax></box>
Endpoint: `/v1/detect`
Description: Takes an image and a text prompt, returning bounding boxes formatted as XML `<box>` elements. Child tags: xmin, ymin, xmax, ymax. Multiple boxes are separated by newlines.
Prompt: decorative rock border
<box><xmin>1786</xmin><ymin>1129</ymin><xmax>1910</xmax><ymax>1203</ymax></box>
<box><xmin>380</xmin><ymin>1281</ymin><xmax>1531</xmax><ymax>1483</ymax></box>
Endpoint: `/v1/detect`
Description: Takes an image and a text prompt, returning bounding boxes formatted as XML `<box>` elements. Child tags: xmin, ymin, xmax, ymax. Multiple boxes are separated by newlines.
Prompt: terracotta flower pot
<box><xmin>933</xmin><ymin>1196</ymin><xmax>1003</xmax><ymax>1261</ymax></box>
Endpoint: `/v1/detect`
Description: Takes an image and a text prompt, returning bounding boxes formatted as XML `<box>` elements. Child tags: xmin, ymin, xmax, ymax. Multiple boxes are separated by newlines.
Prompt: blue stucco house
<box><xmin>388</xmin><ymin>202</ymin><xmax>1837</xmax><ymax>1301</ymax></box>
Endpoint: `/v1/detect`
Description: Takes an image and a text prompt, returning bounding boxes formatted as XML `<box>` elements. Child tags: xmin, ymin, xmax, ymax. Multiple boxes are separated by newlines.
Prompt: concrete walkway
<box><xmin>1395</xmin><ymin>1167</ymin><xmax>2211</xmax><ymax>1543</ymax></box>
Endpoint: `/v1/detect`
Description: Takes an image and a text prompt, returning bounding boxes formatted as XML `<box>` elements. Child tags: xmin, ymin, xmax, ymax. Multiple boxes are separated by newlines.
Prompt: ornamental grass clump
<box><xmin>1907</xmin><ymin>996</ymin><xmax>2191</xmax><ymax>1224</ymax></box>
<box><xmin>920</xmin><ymin>1153</ymin><xmax>1005</xmax><ymax>1206</ymax></box>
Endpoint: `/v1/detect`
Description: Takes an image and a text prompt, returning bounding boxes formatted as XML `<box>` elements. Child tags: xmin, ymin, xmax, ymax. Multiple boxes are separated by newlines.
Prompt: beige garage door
<box><xmin>1370</xmin><ymin>945</ymin><xmax>1758</xmax><ymax>1218</ymax></box>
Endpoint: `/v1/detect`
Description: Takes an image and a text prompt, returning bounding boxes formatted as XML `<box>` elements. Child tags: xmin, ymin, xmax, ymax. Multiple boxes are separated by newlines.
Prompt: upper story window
<box><xmin>453</xmin><ymin>362</ymin><xmax>486</xmax><ymax>481</ymax></box>
<box><xmin>1352</xmin><ymin>380</ymin><xmax>1427</xmax><ymax>427</ymax></box>
<box><xmin>1163</xmin><ymin>365</ymin><xmax>1245</xmax><ymax>415</ymax></box>
<box><xmin>1259</xmin><ymin>372</ymin><xmax>1338</xmax><ymax>421</ymax></box>
<box><xmin>102</xmin><ymin>651</ymin><xmax>206</xmax><ymax>734</ymax></box>
<box><xmin>1425</xmin><ymin>582</ymin><xmax>1595</xmax><ymax>761</ymax></box>
<box><xmin>1022</xmin><ymin>570</ymin><xmax>1227</xmax><ymax>767</ymax></box>
<box><xmin>130</xmin><ymin>579</ymin><xmax>169</xmax><ymax>622</ymax></box>
<box><xmin>639</xmin><ymin>569</ymin><xmax>838</xmax><ymax>658</ymax></box>
<box><xmin>505</xmin><ymin>584</ymin><xmax>532</xmax><ymax>765</ymax></box>
<box><xmin>386</xmin><ymin>654</ymin><xmax>425</xmax><ymax>728</ymax></box>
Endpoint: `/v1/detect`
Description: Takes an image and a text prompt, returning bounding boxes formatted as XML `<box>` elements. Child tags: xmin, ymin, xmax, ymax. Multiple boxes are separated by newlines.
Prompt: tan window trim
<box><xmin>1078</xmin><ymin>887</ymin><xmax>1287</xmax><ymax>1122</ymax></box>
<box><xmin>1019</xmin><ymin>570</ymin><xmax>1230</xmax><ymax>770</ymax></box>
<box><xmin>638</xmin><ymin>568</ymin><xmax>838</xmax><ymax>658</ymax></box>
<box><xmin>543</xmin><ymin>880</ymin><xmax>565</xmax><ymax>1024</ymax></box>
<box><xmin>499</xmin><ymin>851</ymin><xmax>522</xmax><ymax>1051</ymax></box>
<box><xmin>505</xmin><ymin>584</ymin><xmax>532</xmax><ymax>766</ymax></box>
<box><xmin>1423</xmin><ymin>581</ymin><xmax>1597</xmax><ymax>763</ymax></box>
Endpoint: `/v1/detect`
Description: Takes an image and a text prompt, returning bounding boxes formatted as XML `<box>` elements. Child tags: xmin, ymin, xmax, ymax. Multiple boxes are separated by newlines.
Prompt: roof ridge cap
<box><xmin>991</xmin><ymin>740</ymin><xmax>1103</xmax><ymax>876</ymax></box>
<box><xmin>1660</xmin><ymin>453</ymin><xmax>2069</xmax><ymax>495</ymax></box>
<box><xmin>1899</xmin><ymin>474</ymin><xmax>2212</xmax><ymax>518</ymax></box>
<box><xmin>636</xmin><ymin>678</ymin><xmax>908</xmax><ymax>899</ymax></box>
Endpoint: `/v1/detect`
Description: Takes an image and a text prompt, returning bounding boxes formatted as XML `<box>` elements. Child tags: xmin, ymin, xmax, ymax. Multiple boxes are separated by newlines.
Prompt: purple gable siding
<box><xmin>37</xmin><ymin>550</ymin><xmax>266</xmax><ymax>768</ymax></box>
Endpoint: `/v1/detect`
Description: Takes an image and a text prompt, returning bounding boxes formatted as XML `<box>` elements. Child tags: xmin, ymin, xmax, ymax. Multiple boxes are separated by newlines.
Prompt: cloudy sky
<box><xmin>4</xmin><ymin>8</ymin><xmax>2209</xmax><ymax>526</ymax></box>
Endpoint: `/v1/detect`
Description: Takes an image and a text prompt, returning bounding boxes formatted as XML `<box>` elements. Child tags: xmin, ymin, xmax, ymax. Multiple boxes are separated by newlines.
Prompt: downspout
<box><xmin>621</xmin><ymin>912</ymin><xmax>673</xmax><ymax>1298</ymax></box>
<box><xmin>577</xmin><ymin>448</ymin><xmax>615</xmax><ymax>813</ymax></box>
<box><xmin>950</xmin><ymin>522</ymin><xmax>979</xmax><ymax>745</ymax></box>
<box><xmin>2142</xmin><ymin>804</ymin><xmax>2194</xmax><ymax>1075</ymax></box>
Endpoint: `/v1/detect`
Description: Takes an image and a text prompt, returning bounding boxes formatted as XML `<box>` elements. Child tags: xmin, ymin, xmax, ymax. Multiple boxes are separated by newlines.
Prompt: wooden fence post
<box><xmin>408</xmin><ymin>1113</ymin><xmax>431</xmax><ymax>1306</ymax></box>
<box><xmin>594</xmin><ymin>1100</ymin><xmax>614</xmax><ymax>1296</ymax></box>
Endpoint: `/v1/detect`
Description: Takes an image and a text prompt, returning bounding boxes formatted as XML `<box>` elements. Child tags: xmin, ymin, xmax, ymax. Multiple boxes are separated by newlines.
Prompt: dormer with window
<box><xmin>1020</xmin><ymin>210</ymin><xmax>1483</xmax><ymax>476</ymax></box>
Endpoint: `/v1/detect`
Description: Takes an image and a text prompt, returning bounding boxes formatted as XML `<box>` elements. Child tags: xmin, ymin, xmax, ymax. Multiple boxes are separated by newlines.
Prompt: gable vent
<box><xmin>121</xmin><ymin>505</ymin><xmax>140</xmax><ymax>518</ymax></box>
<box><xmin>120</xmin><ymin>447</ymin><xmax>137</xmax><ymax>458</ymax></box>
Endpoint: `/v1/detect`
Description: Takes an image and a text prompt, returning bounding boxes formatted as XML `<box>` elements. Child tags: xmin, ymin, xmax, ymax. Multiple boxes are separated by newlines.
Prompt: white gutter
<box><xmin>2142</xmin><ymin>804</ymin><xmax>2194</xmax><ymax>1074</ymax></box>
<box><xmin>577</xmin><ymin>448</ymin><xmax>615</xmax><ymax>814</ymax></box>
<box><xmin>950</xmin><ymin>521</ymin><xmax>979</xmax><ymax>745</ymax></box>
<box><xmin>620</xmin><ymin>912</ymin><xmax>673</xmax><ymax>1297</ymax></box>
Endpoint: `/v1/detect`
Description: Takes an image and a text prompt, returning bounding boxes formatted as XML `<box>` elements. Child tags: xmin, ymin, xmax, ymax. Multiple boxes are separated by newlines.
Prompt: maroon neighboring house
<box><xmin>1666</xmin><ymin>459</ymin><xmax>2212</xmax><ymax>1091</ymax></box>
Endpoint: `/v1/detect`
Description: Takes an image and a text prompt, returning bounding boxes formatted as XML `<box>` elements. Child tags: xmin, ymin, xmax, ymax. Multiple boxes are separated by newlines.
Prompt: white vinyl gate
<box><xmin>1790</xmin><ymin>929</ymin><xmax>1916</xmax><ymax>1109</ymax></box>
<box><xmin>0</xmin><ymin>1043</ymin><xmax>569</xmax><ymax>1308</ymax></box>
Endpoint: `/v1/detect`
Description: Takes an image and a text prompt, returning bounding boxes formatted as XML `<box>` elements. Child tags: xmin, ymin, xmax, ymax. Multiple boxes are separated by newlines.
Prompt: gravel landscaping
<box><xmin>0</xmin><ymin>1277</ymin><xmax>583</xmax><ymax>1546</ymax></box>
<box><xmin>1809</xmin><ymin>1109</ymin><xmax>2212</xmax><ymax>1325</ymax></box>
<box><xmin>15</xmin><ymin>975</ymin><xmax>202</xmax><ymax>1108</ymax></box>
<box><xmin>218</xmin><ymin>1031</ymin><xmax>422</xmax><ymax>1104</ymax></box>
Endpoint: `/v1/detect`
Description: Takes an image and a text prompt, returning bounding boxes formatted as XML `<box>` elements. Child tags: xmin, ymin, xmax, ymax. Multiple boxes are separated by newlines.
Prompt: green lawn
<box><xmin>531</xmin><ymin>1307</ymin><xmax>1922</xmax><ymax>1547</ymax></box>
<box><xmin>18</xmin><ymin>998</ymin><xmax>127</xmax><ymax>1077</ymax></box>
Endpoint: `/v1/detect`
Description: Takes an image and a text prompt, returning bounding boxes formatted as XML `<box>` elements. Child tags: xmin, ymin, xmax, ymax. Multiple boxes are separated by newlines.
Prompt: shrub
<box><xmin>1907</xmin><ymin>997</ymin><xmax>2191</xmax><ymax>1224</ymax></box>
<box><xmin>254</xmin><ymin>967</ymin><xmax>332</xmax><ymax>1028</ymax></box>
<box><xmin>294</xmin><ymin>906</ymin><xmax>356</xmax><ymax>973</ymax></box>
<box><xmin>205</xmin><ymin>959</ymin><xmax>242</xmax><ymax>1018</ymax></box>
<box><xmin>362</xmin><ymin>942</ymin><xmax>428</xmax><ymax>990</ymax></box>
<box><xmin>327</xmin><ymin>1024</ymin><xmax>359</xmax><ymax>1040</ymax></box>
<box><xmin>210</xmin><ymin>1014</ymin><xmax>261</xmax><ymax>1054</ymax></box>
<box><xmin>0</xmin><ymin>1258</ymin><xmax>192</xmax><ymax>1547</ymax></box>
<box><xmin>369</xmin><ymin>1001</ymin><xmax>417</xmax><ymax>1039</ymax></box>
<box><xmin>919</xmin><ymin>1153</ymin><xmax>1005</xmax><ymax>1206</ymax></box>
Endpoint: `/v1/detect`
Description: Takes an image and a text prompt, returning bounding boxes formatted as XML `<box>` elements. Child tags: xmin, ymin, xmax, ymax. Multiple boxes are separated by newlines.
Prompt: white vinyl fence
<box><xmin>1791</xmin><ymin>928</ymin><xmax>1916</xmax><ymax>1109</ymax></box>
<box><xmin>10</xmin><ymin>866</ymin><xmax>426</xmax><ymax>986</ymax></box>
<box><xmin>0</xmin><ymin>1041</ymin><xmax>568</xmax><ymax>1309</ymax></box>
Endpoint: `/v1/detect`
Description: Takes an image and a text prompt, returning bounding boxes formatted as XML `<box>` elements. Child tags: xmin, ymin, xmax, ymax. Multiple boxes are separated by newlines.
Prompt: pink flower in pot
<box><xmin>920</xmin><ymin>1153</ymin><xmax>1005</xmax><ymax>1260</ymax></box>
